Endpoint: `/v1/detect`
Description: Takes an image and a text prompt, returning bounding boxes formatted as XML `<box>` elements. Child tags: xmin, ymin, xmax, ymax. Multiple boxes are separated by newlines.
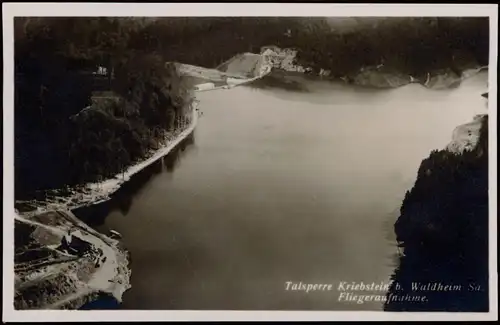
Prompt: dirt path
<box><xmin>15</xmin><ymin>212</ymin><xmax>126</xmax><ymax>308</ymax></box>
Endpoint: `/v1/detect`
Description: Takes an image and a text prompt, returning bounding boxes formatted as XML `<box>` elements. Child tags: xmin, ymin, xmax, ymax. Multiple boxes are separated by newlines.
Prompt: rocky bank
<box><xmin>384</xmin><ymin>95</ymin><xmax>489</xmax><ymax>311</ymax></box>
<box><xmin>260</xmin><ymin>46</ymin><xmax>487</xmax><ymax>89</ymax></box>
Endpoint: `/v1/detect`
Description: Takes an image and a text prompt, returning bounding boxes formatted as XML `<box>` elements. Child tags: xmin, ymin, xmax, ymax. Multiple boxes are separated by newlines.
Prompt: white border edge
<box><xmin>2</xmin><ymin>3</ymin><xmax>498</xmax><ymax>322</ymax></box>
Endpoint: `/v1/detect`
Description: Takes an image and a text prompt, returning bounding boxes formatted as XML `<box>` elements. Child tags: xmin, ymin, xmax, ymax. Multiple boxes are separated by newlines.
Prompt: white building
<box><xmin>194</xmin><ymin>83</ymin><xmax>215</xmax><ymax>92</ymax></box>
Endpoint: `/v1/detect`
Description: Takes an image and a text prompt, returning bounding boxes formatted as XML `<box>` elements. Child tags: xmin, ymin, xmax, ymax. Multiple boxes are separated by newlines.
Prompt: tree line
<box><xmin>15</xmin><ymin>18</ymin><xmax>193</xmax><ymax>198</ymax></box>
<box><xmin>14</xmin><ymin>17</ymin><xmax>489</xmax><ymax>199</ymax></box>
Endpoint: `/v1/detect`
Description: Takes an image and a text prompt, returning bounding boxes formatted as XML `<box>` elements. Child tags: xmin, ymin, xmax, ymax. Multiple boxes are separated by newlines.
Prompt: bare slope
<box><xmin>216</xmin><ymin>52</ymin><xmax>267</xmax><ymax>79</ymax></box>
<box><xmin>14</xmin><ymin>210</ymin><xmax>131</xmax><ymax>310</ymax></box>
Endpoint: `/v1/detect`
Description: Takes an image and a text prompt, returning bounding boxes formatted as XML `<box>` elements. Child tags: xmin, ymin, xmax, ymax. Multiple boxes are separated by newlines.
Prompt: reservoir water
<box><xmin>83</xmin><ymin>71</ymin><xmax>488</xmax><ymax>310</ymax></box>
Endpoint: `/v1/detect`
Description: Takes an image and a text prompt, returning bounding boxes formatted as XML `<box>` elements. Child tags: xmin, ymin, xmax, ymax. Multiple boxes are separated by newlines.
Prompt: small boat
<box><xmin>109</xmin><ymin>230</ymin><xmax>122</xmax><ymax>239</ymax></box>
<box><xmin>424</xmin><ymin>72</ymin><xmax>431</xmax><ymax>87</ymax></box>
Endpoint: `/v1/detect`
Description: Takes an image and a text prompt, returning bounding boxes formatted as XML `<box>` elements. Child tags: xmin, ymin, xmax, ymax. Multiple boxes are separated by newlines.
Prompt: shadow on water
<box><xmin>72</xmin><ymin>133</ymin><xmax>196</xmax><ymax>228</ymax></box>
<box><xmin>244</xmin><ymin>70</ymin><xmax>402</xmax><ymax>107</ymax></box>
<box><xmin>384</xmin><ymin>210</ymin><xmax>489</xmax><ymax>312</ymax></box>
<box><xmin>79</xmin><ymin>292</ymin><xmax>121</xmax><ymax>310</ymax></box>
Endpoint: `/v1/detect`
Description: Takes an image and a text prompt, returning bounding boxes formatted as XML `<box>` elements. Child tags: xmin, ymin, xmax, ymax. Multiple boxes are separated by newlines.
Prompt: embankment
<box><xmin>16</xmin><ymin>103</ymin><xmax>199</xmax><ymax>217</ymax></box>
<box><xmin>14</xmin><ymin>54</ymin><xmax>271</xmax><ymax>310</ymax></box>
<box><xmin>260</xmin><ymin>46</ymin><xmax>488</xmax><ymax>90</ymax></box>
<box><xmin>14</xmin><ymin>103</ymin><xmax>198</xmax><ymax>310</ymax></box>
<box><xmin>180</xmin><ymin>52</ymin><xmax>272</xmax><ymax>92</ymax></box>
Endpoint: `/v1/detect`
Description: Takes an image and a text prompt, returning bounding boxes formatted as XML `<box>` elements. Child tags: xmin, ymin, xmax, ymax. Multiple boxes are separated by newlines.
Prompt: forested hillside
<box><xmin>101</xmin><ymin>17</ymin><xmax>489</xmax><ymax>77</ymax></box>
<box><xmin>384</xmin><ymin>115</ymin><xmax>489</xmax><ymax>311</ymax></box>
<box><xmin>15</xmin><ymin>17</ymin><xmax>489</xmax><ymax>199</ymax></box>
<box><xmin>293</xmin><ymin>17</ymin><xmax>489</xmax><ymax>78</ymax></box>
<box><xmin>15</xmin><ymin>18</ymin><xmax>193</xmax><ymax>199</ymax></box>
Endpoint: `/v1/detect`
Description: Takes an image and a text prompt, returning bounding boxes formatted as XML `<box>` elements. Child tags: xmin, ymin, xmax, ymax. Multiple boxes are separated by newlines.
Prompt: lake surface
<box><xmin>86</xmin><ymin>72</ymin><xmax>488</xmax><ymax>310</ymax></box>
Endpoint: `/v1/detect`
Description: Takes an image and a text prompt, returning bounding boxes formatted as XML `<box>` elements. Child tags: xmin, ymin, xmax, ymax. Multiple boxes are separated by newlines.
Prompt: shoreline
<box><xmin>15</xmin><ymin>209</ymin><xmax>131</xmax><ymax>309</ymax></box>
<box><xmin>13</xmin><ymin>58</ymin><xmax>487</xmax><ymax>310</ymax></box>
<box><xmin>13</xmin><ymin>100</ymin><xmax>199</xmax><ymax>310</ymax></box>
<box><xmin>16</xmin><ymin>101</ymin><xmax>199</xmax><ymax>218</ymax></box>
<box><xmin>284</xmin><ymin>66</ymin><xmax>488</xmax><ymax>90</ymax></box>
<box><xmin>261</xmin><ymin>47</ymin><xmax>488</xmax><ymax>90</ymax></box>
<box><xmin>13</xmin><ymin>68</ymin><xmax>264</xmax><ymax>310</ymax></box>
<box><xmin>13</xmin><ymin>59</ymin><xmax>269</xmax><ymax>310</ymax></box>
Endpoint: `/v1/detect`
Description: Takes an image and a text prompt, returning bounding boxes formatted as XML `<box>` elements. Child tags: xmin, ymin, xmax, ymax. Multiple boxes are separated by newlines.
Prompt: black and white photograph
<box><xmin>2</xmin><ymin>3</ymin><xmax>498</xmax><ymax>322</ymax></box>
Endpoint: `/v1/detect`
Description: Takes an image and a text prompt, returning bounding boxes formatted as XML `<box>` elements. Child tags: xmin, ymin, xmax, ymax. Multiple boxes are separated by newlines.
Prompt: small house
<box><xmin>109</xmin><ymin>230</ymin><xmax>122</xmax><ymax>239</ymax></box>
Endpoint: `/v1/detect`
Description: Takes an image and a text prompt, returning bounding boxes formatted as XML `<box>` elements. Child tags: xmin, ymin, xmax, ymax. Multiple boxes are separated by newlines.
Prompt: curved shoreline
<box><xmin>16</xmin><ymin>102</ymin><xmax>199</xmax><ymax>218</ymax></box>
<box><xmin>14</xmin><ymin>102</ymin><xmax>199</xmax><ymax>310</ymax></box>
<box><xmin>13</xmin><ymin>60</ymin><xmax>269</xmax><ymax>310</ymax></box>
<box><xmin>261</xmin><ymin>46</ymin><xmax>488</xmax><ymax>90</ymax></box>
<box><xmin>17</xmin><ymin>56</ymin><xmax>273</xmax><ymax>218</ymax></box>
<box><xmin>293</xmin><ymin>66</ymin><xmax>487</xmax><ymax>90</ymax></box>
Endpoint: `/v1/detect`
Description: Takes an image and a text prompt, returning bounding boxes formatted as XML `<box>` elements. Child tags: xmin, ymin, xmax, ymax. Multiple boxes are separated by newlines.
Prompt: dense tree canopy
<box><xmin>15</xmin><ymin>18</ymin><xmax>193</xmax><ymax>198</ymax></box>
<box><xmin>385</xmin><ymin>116</ymin><xmax>489</xmax><ymax>312</ymax></box>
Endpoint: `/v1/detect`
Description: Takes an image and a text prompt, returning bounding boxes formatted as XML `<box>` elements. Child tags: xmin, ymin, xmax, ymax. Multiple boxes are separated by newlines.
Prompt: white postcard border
<box><xmin>3</xmin><ymin>3</ymin><xmax>498</xmax><ymax>322</ymax></box>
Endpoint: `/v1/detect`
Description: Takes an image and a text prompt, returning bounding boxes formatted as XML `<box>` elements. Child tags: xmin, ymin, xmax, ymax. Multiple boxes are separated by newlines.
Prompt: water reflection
<box><xmin>79</xmin><ymin>292</ymin><xmax>120</xmax><ymax>310</ymax></box>
<box><xmin>86</xmin><ymin>72</ymin><xmax>487</xmax><ymax>310</ymax></box>
<box><xmin>73</xmin><ymin>133</ymin><xmax>196</xmax><ymax>227</ymax></box>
